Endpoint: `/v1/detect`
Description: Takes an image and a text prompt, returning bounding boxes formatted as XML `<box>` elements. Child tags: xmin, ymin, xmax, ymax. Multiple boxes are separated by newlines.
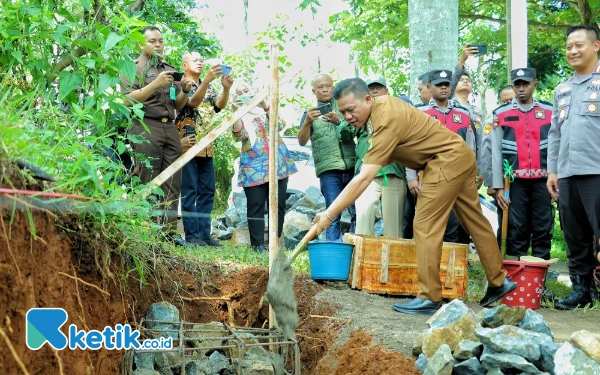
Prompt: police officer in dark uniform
<box><xmin>488</xmin><ymin>68</ymin><xmax>553</xmax><ymax>260</ymax></box>
<box><xmin>120</xmin><ymin>26</ymin><xmax>194</xmax><ymax>246</ymax></box>
<box><xmin>407</xmin><ymin>70</ymin><xmax>480</xmax><ymax>243</ymax></box>
<box><xmin>547</xmin><ymin>25</ymin><xmax>600</xmax><ymax>309</ymax></box>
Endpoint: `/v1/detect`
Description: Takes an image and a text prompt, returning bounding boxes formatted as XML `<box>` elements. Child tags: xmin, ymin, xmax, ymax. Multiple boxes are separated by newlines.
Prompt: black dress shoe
<box><xmin>187</xmin><ymin>238</ymin><xmax>208</xmax><ymax>246</ymax></box>
<box><xmin>253</xmin><ymin>245</ymin><xmax>267</xmax><ymax>253</ymax></box>
<box><xmin>202</xmin><ymin>236</ymin><xmax>223</xmax><ymax>247</ymax></box>
<box><xmin>170</xmin><ymin>235</ymin><xmax>196</xmax><ymax>248</ymax></box>
<box><xmin>480</xmin><ymin>278</ymin><xmax>518</xmax><ymax>307</ymax></box>
<box><xmin>392</xmin><ymin>298</ymin><xmax>443</xmax><ymax>316</ymax></box>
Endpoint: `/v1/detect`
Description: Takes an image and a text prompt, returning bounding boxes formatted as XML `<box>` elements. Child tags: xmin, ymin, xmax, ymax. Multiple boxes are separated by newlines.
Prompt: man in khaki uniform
<box><xmin>313</xmin><ymin>78</ymin><xmax>516</xmax><ymax>315</ymax></box>
<box><xmin>120</xmin><ymin>26</ymin><xmax>193</xmax><ymax>246</ymax></box>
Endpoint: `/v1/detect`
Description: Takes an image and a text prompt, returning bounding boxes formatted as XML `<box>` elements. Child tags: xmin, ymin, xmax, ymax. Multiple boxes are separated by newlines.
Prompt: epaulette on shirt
<box><xmin>415</xmin><ymin>103</ymin><xmax>427</xmax><ymax>109</ymax></box>
<box><xmin>492</xmin><ymin>101</ymin><xmax>512</xmax><ymax>116</ymax></box>
<box><xmin>537</xmin><ymin>100</ymin><xmax>553</xmax><ymax>110</ymax></box>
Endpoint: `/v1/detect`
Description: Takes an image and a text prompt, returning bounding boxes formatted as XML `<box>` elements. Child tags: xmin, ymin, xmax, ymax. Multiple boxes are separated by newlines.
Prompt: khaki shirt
<box><xmin>363</xmin><ymin>96</ymin><xmax>474</xmax><ymax>184</ymax></box>
<box><xmin>120</xmin><ymin>54</ymin><xmax>181</xmax><ymax>121</ymax></box>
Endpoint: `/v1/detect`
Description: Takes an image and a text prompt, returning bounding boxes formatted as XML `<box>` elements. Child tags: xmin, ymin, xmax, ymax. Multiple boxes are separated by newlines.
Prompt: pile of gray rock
<box><xmin>131</xmin><ymin>302</ymin><xmax>285</xmax><ymax>375</ymax></box>
<box><xmin>212</xmin><ymin>186</ymin><xmax>381</xmax><ymax>248</ymax></box>
<box><xmin>413</xmin><ymin>301</ymin><xmax>600</xmax><ymax>375</ymax></box>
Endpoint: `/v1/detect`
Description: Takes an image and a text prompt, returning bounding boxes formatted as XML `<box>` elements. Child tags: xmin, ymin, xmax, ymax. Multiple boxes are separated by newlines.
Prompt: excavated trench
<box><xmin>0</xmin><ymin>164</ymin><xmax>418</xmax><ymax>374</ymax></box>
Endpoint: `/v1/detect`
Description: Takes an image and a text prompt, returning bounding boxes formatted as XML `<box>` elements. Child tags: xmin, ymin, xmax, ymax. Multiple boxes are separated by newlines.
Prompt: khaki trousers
<box><xmin>355</xmin><ymin>175</ymin><xmax>406</xmax><ymax>238</ymax></box>
<box><xmin>130</xmin><ymin>119</ymin><xmax>182</xmax><ymax>231</ymax></box>
<box><xmin>414</xmin><ymin>163</ymin><xmax>506</xmax><ymax>301</ymax></box>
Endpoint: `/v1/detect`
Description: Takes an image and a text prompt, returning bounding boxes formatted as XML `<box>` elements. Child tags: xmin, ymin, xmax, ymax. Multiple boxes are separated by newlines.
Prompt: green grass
<box><xmin>170</xmin><ymin>242</ymin><xmax>312</xmax><ymax>274</ymax></box>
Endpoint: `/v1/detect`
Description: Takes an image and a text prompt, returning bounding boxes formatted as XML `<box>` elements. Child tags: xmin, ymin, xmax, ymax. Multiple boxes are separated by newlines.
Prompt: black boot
<box><xmin>592</xmin><ymin>268</ymin><xmax>600</xmax><ymax>304</ymax></box>
<box><xmin>591</xmin><ymin>285</ymin><xmax>599</xmax><ymax>304</ymax></box>
<box><xmin>554</xmin><ymin>275</ymin><xmax>592</xmax><ymax>310</ymax></box>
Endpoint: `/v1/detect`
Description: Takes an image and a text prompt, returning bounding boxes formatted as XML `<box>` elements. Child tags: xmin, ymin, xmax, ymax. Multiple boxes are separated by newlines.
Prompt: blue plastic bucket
<box><xmin>307</xmin><ymin>240</ymin><xmax>354</xmax><ymax>280</ymax></box>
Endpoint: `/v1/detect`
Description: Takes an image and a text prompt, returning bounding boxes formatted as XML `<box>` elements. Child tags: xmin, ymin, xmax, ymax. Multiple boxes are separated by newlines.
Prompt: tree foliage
<box><xmin>0</xmin><ymin>0</ymin><xmax>222</xmax><ymax>251</ymax></box>
<box><xmin>315</xmin><ymin>0</ymin><xmax>600</xmax><ymax>95</ymax></box>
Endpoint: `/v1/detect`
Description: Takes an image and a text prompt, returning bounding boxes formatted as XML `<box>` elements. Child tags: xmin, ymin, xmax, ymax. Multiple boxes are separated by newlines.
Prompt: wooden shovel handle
<box><xmin>289</xmin><ymin>224</ymin><xmax>319</xmax><ymax>262</ymax></box>
<box><xmin>500</xmin><ymin>175</ymin><xmax>510</xmax><ymax>259</ymax></box>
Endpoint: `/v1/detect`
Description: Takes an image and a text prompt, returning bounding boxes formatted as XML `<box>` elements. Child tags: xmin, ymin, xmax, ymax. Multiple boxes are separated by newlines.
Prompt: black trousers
<box><xmin>243</xmin><ymin>178</ymin><xmax>288</xmax><ymax>247</ymax></box>
<box><xmin>506</xmin><ymin>178</ymin><xmax>553</xmax><ymax>259</ymax></box>
<box><xmin>404</xmin><ymin>189</ymin><xmax>416</xmax><ymax>239</ymax></box>
<box><xmin>559</xmin><ymin>175</ymin><xmax>600</xmax><ymax>276</ymax></box>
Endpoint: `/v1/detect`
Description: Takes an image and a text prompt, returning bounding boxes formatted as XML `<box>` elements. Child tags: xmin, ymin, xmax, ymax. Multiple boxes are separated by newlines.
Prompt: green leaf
<box><xmin>81</xmin><ymin>0</ymin><xmax>91</xmax><ymax>11</ymax></box>
<box><xmin>104</xmin><ymin>32</ymin><xmax>125</xmax><ymax>52</ymax></box>
<box><xmin>117</xmin><ymin>59</ymin><xmax>137</xmax><ymax>86</ymax></box>
<box><xmin>58</xmin><ymin>71</ymin><xmax>82</xmax><ymax>100</ymax></box>
<box><xmin>11</xmin><ymin>51</ymin><xmax>23</xmax><ymax>64</ymax></box>
<box><xmin>101</xmin><ymin>137</ymin><xmax>113</xmax><ymax>148</ymax></box>
<box><xmin>98</xmin><ymin>74</ymin><xmax>119</xmax><ymax>95</ymax></box>
<box><xmin>117</xmin><ymin>141</ymin><xmax>126</xmax><ymax>155</ymax></box>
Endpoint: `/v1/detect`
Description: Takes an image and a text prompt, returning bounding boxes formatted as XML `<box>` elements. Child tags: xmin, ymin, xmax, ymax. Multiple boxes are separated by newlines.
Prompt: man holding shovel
<box><xmin>313</xmin><ymin>78</ymin><xmax>516</xmax><ymax>315</ymax></box>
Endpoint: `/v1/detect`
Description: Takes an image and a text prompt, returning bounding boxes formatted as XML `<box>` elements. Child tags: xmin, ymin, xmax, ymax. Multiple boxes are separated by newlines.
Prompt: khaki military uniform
<box><xmin>120</xmin><ymin>54</ymin><xmax>182</xmax><ymax>230</ymax></box>
<box><xmin>364</xmin><ymin>96</ymin><xmax>507</xmax><ymax>301</ymax></box>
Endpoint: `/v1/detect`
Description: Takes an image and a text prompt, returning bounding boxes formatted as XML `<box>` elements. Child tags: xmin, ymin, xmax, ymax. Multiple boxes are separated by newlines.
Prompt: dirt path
<box><xmin>316</xmin><ymin>285</ymin><xmax>600</xmax><ymax>357</ymax></box>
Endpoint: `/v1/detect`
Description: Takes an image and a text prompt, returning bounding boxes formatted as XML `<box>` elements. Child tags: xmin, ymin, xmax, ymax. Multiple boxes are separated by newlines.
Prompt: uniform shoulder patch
<box><xmin>534</xmin><ymin>109</ymin><xmax>546</xmax><ymax>119</ymax></box>
<box><xmin>452</xmin><ymin>113</ymin><xmax>462</xmax><ymax>123</ymax></box>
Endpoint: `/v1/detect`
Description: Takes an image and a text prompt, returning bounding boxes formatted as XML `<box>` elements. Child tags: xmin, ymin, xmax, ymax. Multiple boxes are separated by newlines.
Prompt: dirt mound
<box><xmin>314</xmin><ymin>330</ymin><xmax>420</xmax><ymax>374</ymax></box>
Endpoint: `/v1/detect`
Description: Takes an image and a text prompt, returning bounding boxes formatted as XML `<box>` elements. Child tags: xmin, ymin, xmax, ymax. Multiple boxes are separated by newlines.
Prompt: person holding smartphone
<box><xmin>175</xmin><ymin>51</ymin><xmax>233</xmax><ymax>247</ymax></box>
<box><xmin>231</xmin><ymin>82</ymin><xmax>297</xmax><ymax>253</ymax></box>
<box><xmin>120</xmin><ymin>26</ymin><xmax>194</xmax><ymax>247</ymax></box>
<box><xmin>297</xmin><ymin>74</ymin><xmax>357</xmax><ymax>241</ymax></box>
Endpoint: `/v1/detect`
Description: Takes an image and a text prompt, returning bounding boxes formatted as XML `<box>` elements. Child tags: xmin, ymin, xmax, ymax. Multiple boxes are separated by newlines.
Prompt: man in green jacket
<box><xmin>298</xmin><ymin>74</ymin><xmax>357</xmax><ymax>240</ymax></box>
<box><xmin>354</xmin><ymin>76</ymin><xmax>407</xmax><ymax>237</ymax></box>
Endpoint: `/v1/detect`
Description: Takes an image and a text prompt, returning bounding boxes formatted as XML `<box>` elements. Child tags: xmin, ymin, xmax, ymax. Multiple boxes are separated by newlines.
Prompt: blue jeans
<box><xmin>319</xmin><ymin>169</ymin><xmax>356</xmax><ymax>241</ymax></box>
<box><xmin>181</xmin><ymin>157</ymin><xmax>215</xmax><ymax>240</ymax></box>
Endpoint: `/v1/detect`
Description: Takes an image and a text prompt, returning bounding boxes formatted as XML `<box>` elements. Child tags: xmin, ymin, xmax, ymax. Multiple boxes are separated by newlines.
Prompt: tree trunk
<box><xmin>243</xmin><ymin>0</ymin><xmax>249</xmax><ymax>38</ymax></box>
<box><xmin>408</xmin><ymin>0</ymin><xmax>458</xmax><ymax>103</ymax></box>
<box><xmin>506</xmin><ymin>0</ymin><xmax>512</xmax><ymax>84</ymax></box>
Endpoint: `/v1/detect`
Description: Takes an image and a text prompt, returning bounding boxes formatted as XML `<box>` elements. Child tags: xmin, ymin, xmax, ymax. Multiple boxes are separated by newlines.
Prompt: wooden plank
<box><xmin>444</xmin><ymin>247</ymin><xmax>456</xmax><ymax>289</ymax></box>
<box><xmin>268</xmin><ymin>44</ymin><xmax>280</xmax><ymax>330</ymax></box>
<box><xmin>351</xmin><ymin>236</ymin><xmax>362</xmax><ymax>289</ymax></box>
<box><xmin>141</xmin><ymin>88</ymin><xmax>270</xmax><ymax>198</ymax></box>
<box><xmin>380</xmin><ymin>243</ymin><xmax>390</xmax><ymax>284</ymax></box>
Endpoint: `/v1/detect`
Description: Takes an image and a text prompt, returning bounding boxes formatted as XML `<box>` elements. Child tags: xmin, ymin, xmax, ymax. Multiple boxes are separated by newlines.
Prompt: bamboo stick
<box><xmin>142</xmin><ymin>90</ymin><xmax>270</xmax><ymax>198</ymax></box>
<box><xmin>268</xmin><ymin>43</ymin><xmax>280</xmax><ymax>330</ymax></box>
<box><xmin>500</xmin><ymin>175</ymin><xmax>510</xmax><ymax>259</ymax></box>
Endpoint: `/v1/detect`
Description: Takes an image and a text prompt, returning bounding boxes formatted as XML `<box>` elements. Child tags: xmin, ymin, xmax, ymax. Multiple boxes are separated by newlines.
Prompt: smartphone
<box><xmin>185</xmin><ymin>125</ymin><xmax>195</xmax><ymax>137</ymax></box>
<box><xmin>316</xmin><ymin>103</ymin><xmax>332</xmax><ymax>116</ymax></box>
<box><xmin>470</xmin><ymin>44</ymin><xmax>488</xmax><ymax>54</ymax></box>
<box><xmin>220</xmin><ymin>64</ymin><xmax>232</xmax><ymax>76</ymax></box>
<box><xmin>171</xmin><ymin>71</ymin><xmax>184</xmax><ymax>81</ymax></box>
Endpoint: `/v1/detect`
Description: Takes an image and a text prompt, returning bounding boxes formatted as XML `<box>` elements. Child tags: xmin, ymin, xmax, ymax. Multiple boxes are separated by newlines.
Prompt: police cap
<box><xmin>429</xmin><ymin>70</ymin><xmax>453</xmax><ymax>85</ymax></box>
<box><xmin>511</xmin><ymin>68</ymin><xmax>536</xmax><ymax>83</ymax></box>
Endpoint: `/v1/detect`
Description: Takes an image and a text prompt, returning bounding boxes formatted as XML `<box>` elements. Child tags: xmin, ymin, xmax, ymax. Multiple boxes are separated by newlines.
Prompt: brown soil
<box><xmin>0</xmin><ymin>208</ymin><xmax>417</xmax><ymax>375</ymax></box>
<box><xmin>0</xmin><ymin>160</ymin><xmax>417</xmax><ymax>375</ymax></box>
<box><xmin>313</xmin><ymin>330</ymin><xmax>420</xmax><ymax>375</ymax></box>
